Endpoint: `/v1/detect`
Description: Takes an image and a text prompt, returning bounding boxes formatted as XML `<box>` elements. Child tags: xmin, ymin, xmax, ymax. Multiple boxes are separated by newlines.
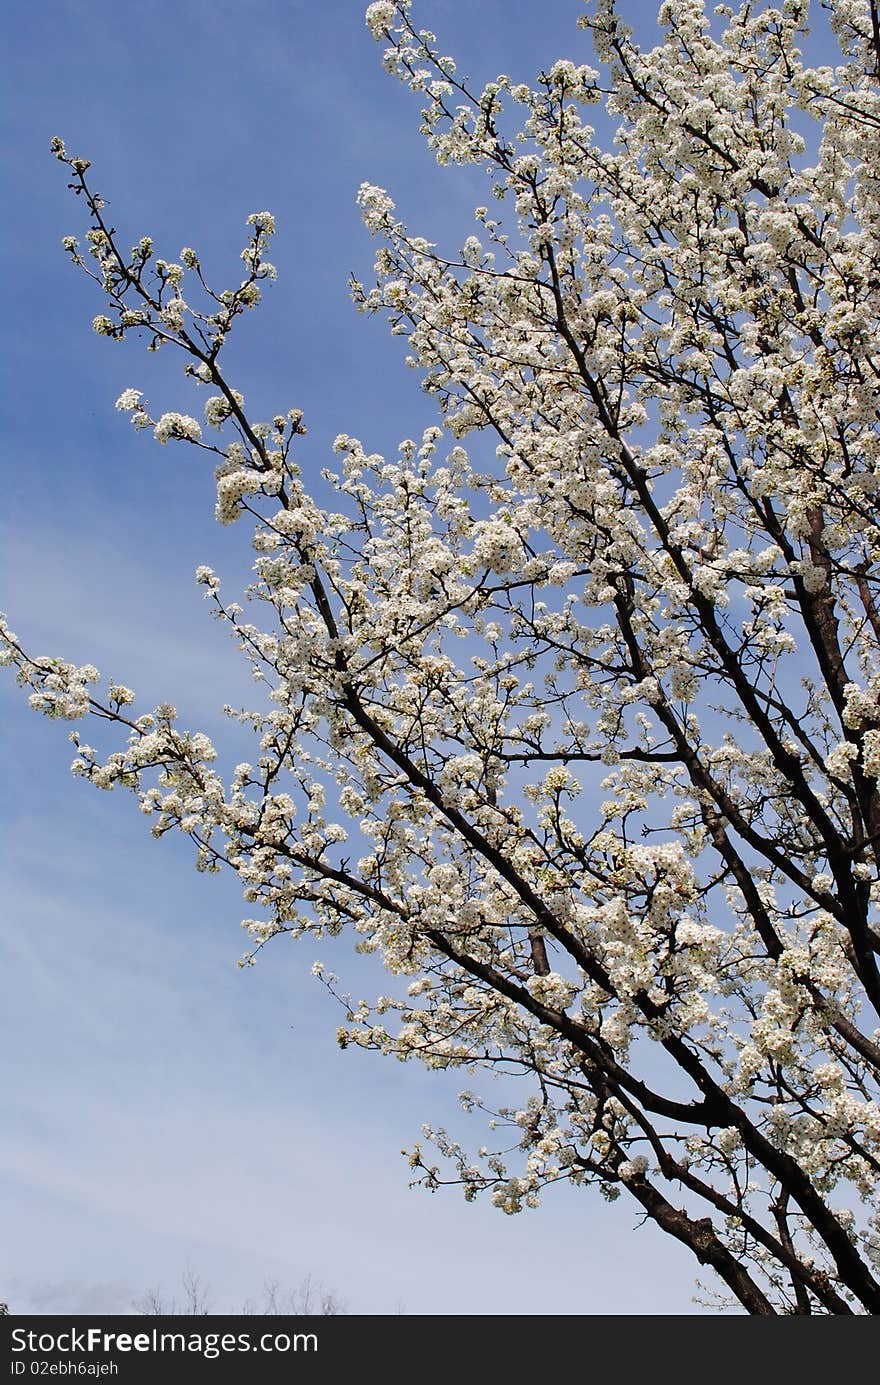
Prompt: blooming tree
<box><xmin>4</xmin><ymin>0</ymin><xmax>880</xmax><ymax>1314</ymax></box>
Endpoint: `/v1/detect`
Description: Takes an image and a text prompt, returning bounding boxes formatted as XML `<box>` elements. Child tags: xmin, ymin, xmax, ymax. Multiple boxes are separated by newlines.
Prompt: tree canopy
<box><xmin>4</xmin><ymin>0</ymin><xmax>880</xmax><ymax>1313</ymax></box>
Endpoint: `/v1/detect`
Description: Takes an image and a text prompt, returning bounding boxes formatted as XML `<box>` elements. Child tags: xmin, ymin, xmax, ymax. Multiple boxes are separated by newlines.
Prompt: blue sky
<box><xmin>0</xmin><ymin>0</ymin><xmax>716</xmax><ymax>1315</ymax></box>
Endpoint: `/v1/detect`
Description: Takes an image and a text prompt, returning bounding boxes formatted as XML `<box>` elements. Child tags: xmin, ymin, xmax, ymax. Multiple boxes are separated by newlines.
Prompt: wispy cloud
<box><xmin>0</xmin><ymin>823</ymin><xmax>695</xmax><ymax>1316</ymax></box>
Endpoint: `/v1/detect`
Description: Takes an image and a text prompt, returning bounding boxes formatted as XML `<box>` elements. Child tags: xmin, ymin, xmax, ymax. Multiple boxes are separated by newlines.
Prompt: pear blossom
<box><xmin>153</xmin><ymin>412</ymin><xmax>202</xmax><ymax>445</ymax></box>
